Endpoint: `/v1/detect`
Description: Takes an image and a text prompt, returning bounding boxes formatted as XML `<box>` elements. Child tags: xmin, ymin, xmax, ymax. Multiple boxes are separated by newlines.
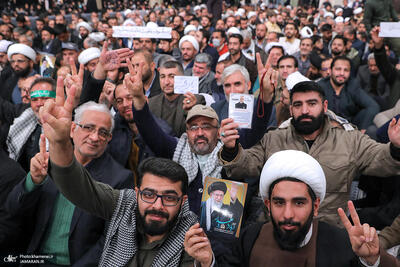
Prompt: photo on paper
<box><xmin>228</xmin><ymin>93</ymin><xmax>254</xmax><ymax>129</ymax></box>
<box><xmin>39</xmin><ymin>53</ymin><xmax>56</xmax><ymax>77</ymax></box>
<box><xmin>174</xmin><ymin>76</ymin><xmax>199</xmax><ymax>94</ymax></box>
<box><xmin>200</xmin><ymin>177</ymin><xmax>248</xmax><ymax>238</ymax></box>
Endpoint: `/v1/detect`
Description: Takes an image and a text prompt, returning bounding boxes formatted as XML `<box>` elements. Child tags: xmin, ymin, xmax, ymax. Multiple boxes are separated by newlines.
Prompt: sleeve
<box><xmin>48</xmin><ymin>156</ymin><xmax>120</xmax><ymax>220</ymax></box>
<box><xmin>363</xmin><ymin>3</ymin><xmax>373</xmax><ymax>32</ymax></box>
<box><xmin>374</xmin><ymin>46</ymin><xmax>399</xmax><ymax>86</ymax></box>
<box><xmin>379</xmin><ymin>214</ymin><xmax>400</xmax><ymax>250</ymax></box>
<box><xmin>350</xmin><ymin>83</ymin><xmax>379</xmax><ymax>129</ymax></box>
<box><xmin>132</xmin><ymin>102</ymin><xmax>178</xmax><ymax>158</ymax></box>
<box><xmin>79</xmin><ymin>72</ymin><xmax>106</xmax><ymax>105</ymax></box>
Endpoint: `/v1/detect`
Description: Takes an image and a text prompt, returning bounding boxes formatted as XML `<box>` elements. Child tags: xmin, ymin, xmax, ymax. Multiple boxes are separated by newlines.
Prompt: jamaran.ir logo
<box><xmin>3</xmin><ymin>255</ymin><xmax>17</xmax><ymax>263</ymax></box>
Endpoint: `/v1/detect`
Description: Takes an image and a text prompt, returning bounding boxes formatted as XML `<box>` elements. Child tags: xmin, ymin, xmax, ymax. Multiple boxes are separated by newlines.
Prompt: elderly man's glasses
<box><xmin>76</xmin><ymin>124</ymin><xmax>111</xmax><ymax>140</ymax></box>
<box><xmin>188</xmin><ymin>124</ymin><xmax>218</xmax><ymax>132</ymax></box>
<box><xmin>139</xmin><ymin>189</ymin><xmax>182</xmax><ymax>206</ymax></box>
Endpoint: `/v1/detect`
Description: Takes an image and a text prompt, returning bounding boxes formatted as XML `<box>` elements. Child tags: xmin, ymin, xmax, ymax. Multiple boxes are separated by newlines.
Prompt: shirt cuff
<box><xmin>359</xmin><ymin>256</ymin><xmax>380</xmax><ymax>267</ymax></box>
<box><xmin>24</xmin><ymin>172</ymin><xmax>47</xmax><ymax>192</ymax></box>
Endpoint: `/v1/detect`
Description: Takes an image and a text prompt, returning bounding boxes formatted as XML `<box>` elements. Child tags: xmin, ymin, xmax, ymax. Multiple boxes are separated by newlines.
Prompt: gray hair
<box><xmin>221</xmin><ymin>64</ymin><xmax>250</xmax><ymax>85</ymax></box>
<box><xmin>367</xmin><ymin>53</ymin><xmax>375</xmax><ymax>61</ymax></box>
<box><xmin>194</xmin><ymin>53</ymin><xmax>212</xmax><ymax>69</ymax></box>
<box><xmin>240</xmin><ymin>29</ymin><xmax>252</xmax><ymax>40</ymax></box>
<box><xmin>74</xmin><ymin>101</ymin><xmax>115</xmax><ymax>132</ymax></box>
<box><xmin>83</xmin><ymin>37</ymin><xmax>99</xmax><ymax>48</ymax></box>
<box><xmin>157</xmin><ymin>54</ymin><xmax>176</xmax><ymax>68</ymax></box>
<box><xmin>159</xmin><ymin>60</ymin><xmax>184</xmax><ymax>75</ymax></box>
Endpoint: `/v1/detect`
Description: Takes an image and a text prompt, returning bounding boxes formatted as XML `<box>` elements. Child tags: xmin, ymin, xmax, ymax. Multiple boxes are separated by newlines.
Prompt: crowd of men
<box><xmin>0</xmin><ymin>0</ymin><xmax>400</xmax><ymax>266</ymax></box>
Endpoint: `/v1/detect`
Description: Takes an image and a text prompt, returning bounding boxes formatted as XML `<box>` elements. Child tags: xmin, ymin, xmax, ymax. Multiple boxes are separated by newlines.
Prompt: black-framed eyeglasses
<box><xmin>139</xmin><ymin>189</ymin><xmax>182</xmax><ymax>206</ymax></box>
<box><xmin>188</xmin><ymin>124</ymin><xmax>218</xmax><ymax>132</ymax></box>
<box><xmin>76</xmin><ymin>123</ymin><xmax>111</xmax><ymax>140</ymax></box>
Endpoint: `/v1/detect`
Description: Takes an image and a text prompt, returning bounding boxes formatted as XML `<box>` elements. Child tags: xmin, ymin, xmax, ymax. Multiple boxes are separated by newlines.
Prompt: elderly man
<box><xmin>39</xmin><ymin>26</ymin><xmax>61</xmax><ymax>55</ymax></box>
<box><xmin>293</xmin><ymin>37</ymin><xmax>313</xmax><ymax>76</ymax></box>
<box><xmin>32</xmin><ymin>85</ymin><xmax>198</xmax><ymax>265</ymax></box>
<box><xmin>61</xmin><ymin>42</ymin><xmax>80</xmax><ymax>67</ymax></box>
<box><xmin>1</xmin><ymin>43</ymin><xmax>37</xmax><ymax>104</ymax></box>
<box><xmin>6</xmin><ymin>101</ymin><xmax>133</xmax><ymax>266</ymax></box>
<box><xmin>179</xmin><ymin>35</ymin><xmax>199</xmax><ymax>71</ymax></box>
<box><xmin>185</xmin><ymin>53</ymin><xmax>215</xmax><ymax>95</ymax></box>
<box><xmin>191</xmin><ymin>150</ymin><xmax>399</xmax><ymax>266</ymax></box>
<box><xmin>241</xmin><ymin>29</ymin><xmax>267</xmax><ymax>64</ymax></box>
<box><xmin>200</xmin><ymin>181</ymin><xmax>229</xmax><ymax>231</ymax></box>
<box><xmin>219</xmin><ymin>80</ymin><xmax>400</xmax><ymax>227</ymax></box>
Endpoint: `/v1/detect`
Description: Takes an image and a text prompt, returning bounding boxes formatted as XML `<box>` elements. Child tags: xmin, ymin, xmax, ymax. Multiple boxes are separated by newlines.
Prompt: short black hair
<box><xmin>268</xmin><ymin>177</ymin><xmax>317</xmax><ymax>202</ymax></box>
<box><xmin>278</xmin><ymin>55</ymin><xmax>298</xmax><ymax>68</ymax></box>
<box><xmin>229</xmin><ymin>33</ymin><xmax>243</xmax><ymax>44</ymax></box>
<box><xmin>137</xmin><ymin>157</ymin><xmax>189</xmax><ymax>195</ymax></box>
<box><xmin>30</xmin><ymin>77</ymin><xmax>56</xmax><ymax>92</ymax></box>
<box><xmin>332</xmin><ymin>35</ymin><xmax>348</xmax><ymax>46</ymax></box>
<box><xmin>199</xmin><ymin>28</ymin><xmax>210</xmax><ymax>43</ymax></box>
<box><xmin>331</xmin><ymin>55</ymin><xmax>351</xmax><ymax>70</ymax></box>
<box><xmin>290</xmin><ymin>81</ymin><xmax>326</xmax><ymax>103</ymax></box>
<box><xmin>320</xmin><ymin>23</ymin><xmax>332</xmax><ymax>32</ymax></box>
<box><xmin>213</xmin><ymin>29</ymin><xmax>226</xmax><ymax>40</ymax></box>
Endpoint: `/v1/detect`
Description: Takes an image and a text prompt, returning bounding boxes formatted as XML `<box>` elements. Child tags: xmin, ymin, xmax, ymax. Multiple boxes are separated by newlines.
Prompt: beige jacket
<box><xmin>379</xmin><ymin>214</ymin><xmax>400</xmax><ymax>250</ymax></box>
<box><xmin>219</xmin><ymin>117</ymin><xmax>400</xmax><ymax>227</ymax></box>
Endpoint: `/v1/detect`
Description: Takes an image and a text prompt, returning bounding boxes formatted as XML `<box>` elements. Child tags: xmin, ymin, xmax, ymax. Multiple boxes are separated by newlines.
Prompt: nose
<box><xmin>88</xmin><ymin>130</ymin><xmax>100</xmax><ymax>141</ymax></box>
<box><xmin>122</xmin><ymin>98</ymin><xmax>130</xmax><ymax>107</ymax></box>
<box><xmin>301</xmin><ymin>104</ymin><xmax>309</xmax><ymax>114</ymax></box>
<box><xmin>152</xmin><ymin>196</ymin><xmax>164</xmax><ymax>208</ymax></box>
<box><xmin>283</xmin><ymin>203</ymin><xmax>294</xmax><ymax>220</ymax></box>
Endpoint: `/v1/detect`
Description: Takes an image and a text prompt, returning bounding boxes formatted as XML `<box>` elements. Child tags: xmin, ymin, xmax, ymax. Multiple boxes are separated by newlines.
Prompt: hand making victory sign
<box><xmin>30</xmin><ymin>134</ymin><xmax>49</xmax><ymax>184</ymax></box>
<box><xmin>39</xmin><ymin>76</ymin><xmax>76</xmax><ymax>167</ymax></box>
<box><xmin>124</xmin><ymin>57</ymin><xmax>146</xmax><ymax>110</ymax></box>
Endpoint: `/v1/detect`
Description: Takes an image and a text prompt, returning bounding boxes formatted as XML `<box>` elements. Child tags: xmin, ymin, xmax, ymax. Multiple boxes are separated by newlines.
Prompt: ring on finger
<box><xmin>186</xmin><ymin>100</ymin><xmax>191</xmax><ymax>104</ymax></box>
<box><xmin>221</xmin><ymin>132</ymin><xmax>225</xmax><ymax>137</ymax></box>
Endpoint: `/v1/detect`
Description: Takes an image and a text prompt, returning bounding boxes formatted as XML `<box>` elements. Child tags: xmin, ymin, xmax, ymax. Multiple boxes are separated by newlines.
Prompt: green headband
<box><xmin>30</xmin><ymin>90</ymin><xmax>56</xmax><ymax>99</ymax></box>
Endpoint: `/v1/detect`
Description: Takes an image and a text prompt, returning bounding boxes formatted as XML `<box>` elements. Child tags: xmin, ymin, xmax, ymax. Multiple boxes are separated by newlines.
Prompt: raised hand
<box><xmin>370</xmin><ymin>26</ymin><xmax>384</xmax><ymax>50</ymax></box>
<box><xmin>98</xmin><ymin>41</ymin><xmax>134</xmax><ymax>71</ymax></box>
<box><xmin>338</xmin><ymin>201</ymin><xmax>380</xmax><ymax>265</ymax></box>
<box><xmin>220</xmin><ymin>118</ymin><xmax>240</xmax><ymax>149</ymax></box>
<box><xmin>182</xmin><ymin>92</ymin><xmax>197</xmax><ymax>111</ymax></box>
<box><xmin>64</xmin><ymin>58</ymin><xmax>84</xmax><ymax>107</ymax></box>
<box><xmin>388</xmin><ymin>117</ymin><xmax>400</xmax><ymax>147</ymax></box>
<box><xmin>184</xmin><ymin>223</ymin><xmax>213</xmax><ymax>267</ymax></box>
<box><xmin>39</xmin><ymin>76</ymin><xmax>75</xmax><ymax>166</ymax></box>
<box><xmin>30</xmin><ymin>134</ymin><xmax>49</xmax><ymax>184</ymax></box>
<box><xmin>124</xmin><ymin>58</ymin><xmax>146</xmax><ymax>109</ymax></box>
<box><xmin>257</xmin><ymin>52</ymin><xmax>277</xmax><ymax>103</ymax></box>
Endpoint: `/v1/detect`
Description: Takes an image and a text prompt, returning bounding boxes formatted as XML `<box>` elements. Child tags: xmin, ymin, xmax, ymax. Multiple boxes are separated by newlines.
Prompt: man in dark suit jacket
<box><xmin>235</xmin><ymin>96</ymin><xmax>247</xmax><ymax>109</ymax></box>
<box><xmin>6</xmin><ymin>102</ymin><xmax>134</xmax><ymax>266</ymax></box>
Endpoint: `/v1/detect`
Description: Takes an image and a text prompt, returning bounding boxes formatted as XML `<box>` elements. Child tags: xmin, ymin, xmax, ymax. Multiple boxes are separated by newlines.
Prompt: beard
<box><xmin>14</xmin><ymin>66</ymin><xmax>31</xmax><ymax>78</ymax></box>
<box><xmin>307</xmin><ymin>71</ymin><xmax>321</xmax><ymax>80</ymax></box>
<box><xmin>229</xmin><ymin>48</ymin><xmax>240</xmax><ymax>56</ymax></box>
<box><xmin>142</xmin><ymin>68</ymin><xmax>152</xmax><ymax>84</ymax></box>
<box><xmin>291</xmin><ymin>111</ymin><xmax>325</xmax><ymax>135</ymax></box>
<box><xmin>189</xmin><ymin>135</ymin><xmax>212</xmax><ymax>155</ymax></box>
<box><xmin>256</xmin><ymin>35</ymin><xmax>265</xmax><ymax>40</ymax></box>
<box><xmin>271</xmin><ymin>206</ymin><xmax>314</xmax><ymax>251</ymax></box>
<box><xmin>137</xmin><ymin>207</ymin><xmax>179</xmax><ymax>236</ymax></box>
<box><xmin>42</xmin><ymin>39</ymin><xmax>51</xmax><ymax>46</ymax></box>
<box><xmin>331</xmin><ymin>75</ymin><xmax>348</xmax><ymax>87</ymax></box>
<box><xmin>331</xmin><ymin>49</ymin><xmax>342</xmax><ymax>56</ymax></box>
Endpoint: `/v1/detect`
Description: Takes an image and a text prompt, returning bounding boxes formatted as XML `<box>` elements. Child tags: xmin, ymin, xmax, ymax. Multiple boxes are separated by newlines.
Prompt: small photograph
<box><xmin>200</xmin><ymin>177</ymin><xmax>247</xmax><ymax>237</ymax></box>
<box><xmin>234</xmin><ymin>95</ymin><xmax>248</xmax><ymax>109</ymax></box>
<box><xmin>228</xmin><ymin>93</ymin><xmax>254</xmax><ymax>129</ymax></box>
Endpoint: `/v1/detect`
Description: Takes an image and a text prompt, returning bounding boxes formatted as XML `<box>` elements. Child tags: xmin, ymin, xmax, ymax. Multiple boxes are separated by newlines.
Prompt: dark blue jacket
<box><xmin>6</xmin><ymin>152</ymin><xmax>134</xmax><ymax>266</ymax></box>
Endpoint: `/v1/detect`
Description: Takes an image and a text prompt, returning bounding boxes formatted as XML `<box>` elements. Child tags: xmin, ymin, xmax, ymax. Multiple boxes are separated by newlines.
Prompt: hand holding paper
<box><xmin>370</xmin><ymin>26</ymin><xmax>384</xmax><ymax>50</ymax></box>
<box><xmin>182</xmin><ymin>92</ymin><xmax>197</xmax><ymax>111</ymax></box>
<box><xmin>220</xmin><ymin>118</ymin><xmax>239</xmax><ymax>149</ymax></box>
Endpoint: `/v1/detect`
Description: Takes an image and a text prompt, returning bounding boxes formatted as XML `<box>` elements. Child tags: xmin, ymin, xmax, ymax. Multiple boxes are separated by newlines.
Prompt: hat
<box><xmin>344</xmin><ymin>17</ymin><xmax>350</xmax><ymax>23</ymax></box>
<box><xmin>286</xmin><ymin>71</ymin><xmax>310</xmax><ymax>91</ymax></box>
<box><xmin>200</xmin><ymin>4</ymin><xmax>207</xmax><ymax>9</ymax></box>
<box><xmin>89</xmin><ymin>32</ymin><xmax>105</xmax><ymax>42</ymax></box>
<box><xmin>186</xmin><ymin>104</ymin><xmax>219</xmax><ymax>123</ymax></box>
<box><xmin>179</xmin><ymin>35</ymin><xmax>199</xmax><ymax>52</ymax></box>
<box><xmin>208</xmin><ymin>181</ymin><xmax>227</xmax><ymax>195</ymax></box>
<box><xmin>247</xmin><ymin>11</ymin><xmax>257</xmax><ymax>19</ymax></box>
<box><xmin>300</xmin><ymin>26</ymin><xmax>313</xmax><ymax>38</ymax></box>
<box><xmin>259</xmin><ymin>150</ymin><xmax>326</xmax><ymax>203</ymax></box>
<box><xmin>42</xmin><ymin>25</ymin><xmax>55</xmax><ymax>35</ymax></box>
<box><xmin>62</xmin><ymin>42</ymin><xmax>79</xmax><ymax>52</ymax></box>
<box><xmin>309</xmin><ymin>51</ymin><xmax>322</xmax><ymax>69</ymax></box>
<box><xmin>184</xmin><ymin>24</ymin><xmax>197</xmax><ymax>35</ymax></box>
<box><xmin>123</xmin><ymin>9</ymin><xmax>132</xmax><ymax>17</ymax></box>
<box><xmin>324</xmin><ymin>12</ymin><xmax>334</xmax><ymax>18</ymax></box>
<box><xmin>227</xmin><ymin>27</ymin><xmax>241</xmax><ymax>35</ymax></box>
<box><xmin>7</xmin><ymin>43</ymin><xmax>36</xmax><ymax>61</ymax></box>
<box><xmin>123</xmin><ymin>19</ymin><xmax>135</xmax><ymax>26</ymax></box>
<box><xmin>76</xmin><ymin>21</ymin><xmax>92</xmax><ymax>33</ymax></box>
<box><xmin>78</xmin><ymin>47</ymin><xmax>101</xmax><ymax>65</ymax></box>
<box><xmin>265</xmin><ymin>42</ymin><xmax>286</xmax><ymax>54</ymax></box>
<box><xmin>146</xmin><ymin>22</ymin><xmax>158</xmax><ymax>28</ymax></box>
<box><xmin>194</xmin><ymin>5</ymin><xmax>201</xmax><ymax>11</ymax></box>
<box><xmin>353</xmin><ymin>7</ymin><xmax>363</xmax><ymax>15</ymax></box>
<box><xmin>335</xmin><ymin>8</ymin><xmax>343</xmax><ymax>15</ymax></box>
<box><xmin>335</xmin><ymin>16</ymin><xmax>344</xmax><ymax>23</ymax></box>
<box><xmin>0</xmin><ymin>40</ymin><xmax>13</xmax><ymax>53</ymax></box>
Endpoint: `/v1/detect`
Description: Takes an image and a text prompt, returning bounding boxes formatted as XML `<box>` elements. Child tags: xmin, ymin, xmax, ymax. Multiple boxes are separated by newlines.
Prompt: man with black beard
<box><xmin>220</xmin><ymin>80</ymin><xmax>400</xmax><ymax>227</ymax></box>
<box><xmin>210</xmin><ymin>150</ymin><xmax>398</xmax><ymax>266</ymax></box>
<box><xmin>0</xmin><ymin>43</ymin><xmax>38</xmax><ymax>104</ymax></box>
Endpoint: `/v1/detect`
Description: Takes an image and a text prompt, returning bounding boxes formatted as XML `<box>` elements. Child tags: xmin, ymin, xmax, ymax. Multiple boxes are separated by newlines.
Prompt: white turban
<box><xmin>285</xmin><ymin>71</ymin><xmax>310</xmax><ymax>91</ymax></box>
<box><xmin>259</xmin><ymin>150</ymin><xmax>326</xmax><ymax>203</ymax></box>
<box><xmin>76</xmin><ymin>22</ymin><xmax>93</xmax><ymax>33</ymax></box>
<box><xmin>78</xmin><ymin>47</ymin><xmax>101</xmax><ymax>65</ymax></box>
<box><xmin>335</xmin><ymin>16</ymin><xmax>344</xmax><ymax>23</ymax></box>
<box><xmin>324</xmin><ymin>12</ymin><xmax>334</xmax><ymax>18</ymax></box>
<box><xmin>227</xmin><ymin>27</ymin><xmax>241</xmax><ymax>35</ymax></box>
<box><xmin>179</xmin><ymin>35</ymin><xmax>199</xmax><ymax>52</ymax></box>
<box><xmin>247</xmin><ymin>11</ymin><xmax>257</xmax><ymax>19</ymax></box>
<box><xmin>300</xmin><ymin>26</ymin><xmax>313</xmax><ymax>38</ymax></box>
<box><xmin>0</xmin><ymin>40</ymin><xmax>13</xmax><ymax>53</ymax></box>
<box><xmin>265</xmin><ymin>42</ymin><xmax>286</xmax><ymax>54</ymax></box>
<box><xmin>184</xmin><ymin>25</ymin><xmax>197</xmax><ymax>35</ymax></box>
<box><xmin>7</xmin><ymin>43</ymin><xmax>36</xmax><ymax>61</ymax></box>
<box><xmin>89</xmin><ymin>32</ymin><xmax>105</xmax><ymax>42</ymax></box>
<box><xmin>354</xmin><ymin>7</ymin><xmax>363</xmax><ymax>15</ymax></box>
<box><xmin>146</xmin><ymin>22</ymin><xmax>158</xmax><ymax>28</ymax></box>
<box><xmin>335</xmin><ymin>8</ymin><xmax>343</xmax><ymax>15</ymax></box>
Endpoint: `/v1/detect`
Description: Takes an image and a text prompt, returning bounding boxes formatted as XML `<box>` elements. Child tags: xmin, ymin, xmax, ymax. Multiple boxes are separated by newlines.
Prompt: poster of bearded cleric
<box><xmin>200</xmin><ymin>177</ymin><xmax>247</xmax><ymax>237</ymax></box>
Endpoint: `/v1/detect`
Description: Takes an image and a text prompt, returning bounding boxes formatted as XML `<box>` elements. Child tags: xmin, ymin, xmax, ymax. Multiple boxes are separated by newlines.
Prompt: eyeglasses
<box><xmin>76</xmin><ymin>123</ymin><xmax>111</xmax><ymax>140</ymax></box>
<box><xmin>188</xmin><ymin>124</ymin><xmax>218</xmax><ymax>132</ymax></box>
<box><xmin>139</xmin><ymin>189</ymin><xmax>182</xmax><ymax>206</ymax></box>
<box><xmin>10</xmin><ymin>59</ymin><xmax>28</xmax><ymax>64</ymax></box>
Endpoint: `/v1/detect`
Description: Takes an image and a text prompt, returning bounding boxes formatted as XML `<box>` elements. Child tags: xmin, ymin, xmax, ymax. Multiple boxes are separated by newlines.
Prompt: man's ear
<box><xmin>181</xmin><ymin>195</ymin><xmax>188</xmax><ymax>208</ymax></box>
<box><xmin>323</xmin><ymin>99</ymin><xmax>328</xmax><ymax>113</ymax></box>
<box><xmin>70</xmin><ymin>122</ymin><xmax>76</xmax><ymax>139</ymax></box>
<box><xmin>264</xmin><ymin>198</ymin><xmax>270</xmax><ymax>213</ymax></box>
<box><xmin>313</xmin><ymin>198</ymin><xmax>321</xmax><ymax>217</ymax></box>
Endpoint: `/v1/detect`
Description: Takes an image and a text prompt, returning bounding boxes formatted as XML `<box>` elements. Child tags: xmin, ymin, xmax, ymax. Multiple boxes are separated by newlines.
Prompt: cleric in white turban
<box><xmin>7</xmin><ymin>43</ymin><xmax>37</xmax><ymax>62</ymax></box>
<box><xmin>78</xmin><ymin>47</ymin><xmax>101</xmax><ymax>73</ymax></box>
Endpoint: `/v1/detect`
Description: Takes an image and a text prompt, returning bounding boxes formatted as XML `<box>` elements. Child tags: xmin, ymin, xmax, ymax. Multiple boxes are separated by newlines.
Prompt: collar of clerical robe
<box><xmin>249</xmin><ymin>220</ymin><xmax>318</xmax><ymax>267</ymax></box>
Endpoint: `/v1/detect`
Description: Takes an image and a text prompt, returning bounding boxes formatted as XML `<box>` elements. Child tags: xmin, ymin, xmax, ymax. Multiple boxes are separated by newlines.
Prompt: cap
<box><xmin>62</xmin><ymin>42</ymin><xmax>79</xmax><ymax>51</ymax></box>
<box><xmin>186</xmin><ymin>104</ymin><xmax>219</xmax><ymax>123</ymax></box>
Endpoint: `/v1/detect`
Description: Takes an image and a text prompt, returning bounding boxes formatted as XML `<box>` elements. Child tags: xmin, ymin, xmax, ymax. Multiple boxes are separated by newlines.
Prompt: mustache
<box><xmin>297</xmin><ymin>114</ymin><xmax>315</xmax><ymax>122</ymax></box>
<box><xmin>145</xmin><ymin>209</ymin><xmax>169</xmax><ymax>219</ymax></box>
<box><xmin>194</xmin><ymin>136</ymin><xmax>209</xmax><ymax>143</ymax></box>
<box><xmin>278</xmin><ymin>220</ymin><xmax>301</xmax><ymax>227</ymax></box>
